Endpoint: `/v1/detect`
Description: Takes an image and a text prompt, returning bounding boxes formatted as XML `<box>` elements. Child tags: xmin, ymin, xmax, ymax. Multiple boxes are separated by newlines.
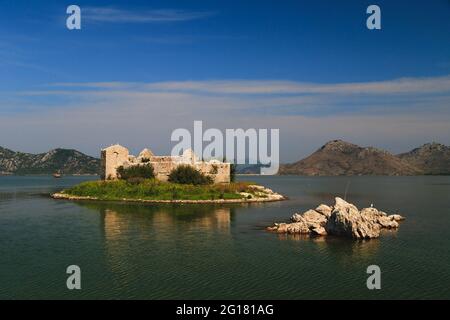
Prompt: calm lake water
<box><xmin>0</xmin><ymin>175</ymin><xmax>449</xmax><ymax>299</ymax></box>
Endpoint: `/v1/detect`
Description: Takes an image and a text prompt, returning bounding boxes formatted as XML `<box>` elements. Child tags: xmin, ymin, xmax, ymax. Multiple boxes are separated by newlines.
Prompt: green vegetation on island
<box><xmin>168</xmin><ymin>165</ymin><xmax>214</xmax><ymax>185</ymax></box>
<box><xmin>116</xmin><ymin>163</ymin><xmax>155</xmax><ymax>181</ymax></box>
<box><xmin>60</xmin><ymin>163</ymin><xmax>267</xmax><ymax>201</ymax></box>
<box><xmin>62</xmin><ymin>179</ymin><xmax>261</xmax><ymax>201</ymax></box>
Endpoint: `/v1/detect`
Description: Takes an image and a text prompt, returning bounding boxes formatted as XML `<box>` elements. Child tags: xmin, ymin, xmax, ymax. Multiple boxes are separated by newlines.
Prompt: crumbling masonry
<box><xmin>101</xmin><ymin>144</ymin><xmax>230</xmax><ymax>184</ymax></box>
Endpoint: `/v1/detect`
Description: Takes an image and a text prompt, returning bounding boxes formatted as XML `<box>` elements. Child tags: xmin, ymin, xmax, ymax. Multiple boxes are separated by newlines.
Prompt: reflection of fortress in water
<box><xmin>76</xmin><ymin>203</ymin><xmax>238</xmax><ymax>289</ymax></box>
<box><xmin>100</xmin><ymin>205</ymin><xmax>234</xmax><ymax>240</ymax></box>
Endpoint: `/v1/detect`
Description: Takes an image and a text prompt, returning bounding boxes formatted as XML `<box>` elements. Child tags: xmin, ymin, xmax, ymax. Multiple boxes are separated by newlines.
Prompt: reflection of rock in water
<box><xmin>275</xmin><ymin>233</ymin><xmax>311</xmax><ymax>241</ymax></box>
<box><xmin>348</xmin><ymin>238</ymin><xmax>380</xmax><ymax>260</ymax></box>
<box><xmin>276</xmin><ymin>233</ymin><xmax>381</xmax><ymax>264</ymax></box>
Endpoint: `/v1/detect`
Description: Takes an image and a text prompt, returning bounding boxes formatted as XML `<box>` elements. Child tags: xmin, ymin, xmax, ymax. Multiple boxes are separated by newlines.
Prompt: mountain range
<box><xmin>278</xmin><ymin>140</ymin><xmax>450</xmax><ymax>176</ymax></box>
<box><xmin>0</xmin><ymin>147</ymin><xmax>100</xmax><ymax>175</ymax></box>
<box><xmin>1</xmin><ymin>140</ymin><xmax>449</xmax><ymax>176</ymax></box>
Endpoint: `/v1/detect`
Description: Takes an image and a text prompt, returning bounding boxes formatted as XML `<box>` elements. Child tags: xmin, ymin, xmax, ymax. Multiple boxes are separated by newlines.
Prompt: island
<box><xmin>267</xmin><ymin>197</ymin><xmax>405</xmax><ymax>239</ymax></box>
<box><xmin>52</xmin><ymin>144</ymin><xmax>285</xmax><ymax>204</ymax></box>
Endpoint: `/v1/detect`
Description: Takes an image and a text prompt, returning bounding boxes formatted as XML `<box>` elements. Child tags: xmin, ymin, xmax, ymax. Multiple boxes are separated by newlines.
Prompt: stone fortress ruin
<box><xmin>101</xmin><ymin>144</ymin><xmax>231</xmax><ymax>184</ymax></box>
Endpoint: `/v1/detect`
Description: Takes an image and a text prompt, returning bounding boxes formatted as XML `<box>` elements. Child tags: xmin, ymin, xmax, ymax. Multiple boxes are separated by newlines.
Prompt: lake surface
<box><xmin>0</xmin><ymin>175</ymin><xmax>449</xmax><ymax>299</ymax></box>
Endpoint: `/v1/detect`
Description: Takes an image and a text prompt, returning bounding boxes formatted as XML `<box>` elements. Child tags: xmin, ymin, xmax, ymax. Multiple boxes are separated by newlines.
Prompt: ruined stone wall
<box><xmin>101</xmin><ymin>145</ymin><xmax>130</xmax><ymax>180</ymax></box>
<box><xmin>101</xmin><ymin>145</ymin><xmax>230</xmax><ymax>184</ymax></box>
<box><xmin>150</xmin><ymin>156</ymin><xmax>179</xmax><ymax>182</ymax></box>
<box><xmin>194</xmin><ymin>162</ymin><xmax>230</xmax><ymax>184</ymax></box>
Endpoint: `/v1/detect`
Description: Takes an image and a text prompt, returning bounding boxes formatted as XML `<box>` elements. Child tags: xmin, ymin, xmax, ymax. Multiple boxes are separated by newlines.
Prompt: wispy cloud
<box><xmin>83</xmin><ymin>7</ymin><xmax>215</xmax><ymax>23</ymax></box>
<box><xmin>3</xmin><ymin>75</ymin><xmax>450</xmax><ymax>159</ymax></box>
<box><xmin>46</xmin><ymin>75</ymin><xmax>450</xmax><ymax>95</ymax></box>
<box><xmin>142</xmin><ymin>76</ymin><xmax>450</xmax><ymax>95</ymax></box>
<box><xmin>21</xmin><ymin>75</ymin><xmax>450</xmax><ymax>118</ymax></box>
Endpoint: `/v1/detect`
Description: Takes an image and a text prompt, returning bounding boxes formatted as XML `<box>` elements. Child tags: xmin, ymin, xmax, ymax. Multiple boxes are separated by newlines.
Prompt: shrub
<box><xmin>168</xmin><ymin>165</ymin><xmax>213</xmax><ymax>185</ymax></box>
<box><xmin>117</xmin><ymin>164</ymin><xmax>155</xmax><ymax>180</ymax></box>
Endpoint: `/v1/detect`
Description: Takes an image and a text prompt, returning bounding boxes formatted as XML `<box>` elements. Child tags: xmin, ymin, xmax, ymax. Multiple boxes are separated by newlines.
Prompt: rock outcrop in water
<box><xmin>267</xmin><ymin>197</ymin><xmax>405</xmax><ymax>239</ymax></box>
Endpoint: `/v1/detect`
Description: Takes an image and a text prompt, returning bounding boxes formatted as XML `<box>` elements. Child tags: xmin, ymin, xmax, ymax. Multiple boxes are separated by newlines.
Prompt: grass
<box><xmin>62</xmin><ymin>179</ymin><xmax>262</xmax><ymax>201</ymax></box>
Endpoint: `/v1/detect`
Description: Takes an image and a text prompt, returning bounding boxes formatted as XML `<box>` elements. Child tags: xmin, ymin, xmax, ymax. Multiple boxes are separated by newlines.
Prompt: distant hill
<box><xmin>397</xmin><ymin>142</ymin><xmax>450</xmax><ymax>175</ymax></box>
<box><xmin>0</xmin><ymin>146</ymin><xmax>100</xmax><ymax>175</ymax></box>
<box><xmin>2</xmin><ymin>141</ymin><xmax>449</xmax><ymax>176</ymax></box>
<box><xmin>279</xmin><ymin>140</ymin><xmax>430</xmax><ymax>176</ymax></box>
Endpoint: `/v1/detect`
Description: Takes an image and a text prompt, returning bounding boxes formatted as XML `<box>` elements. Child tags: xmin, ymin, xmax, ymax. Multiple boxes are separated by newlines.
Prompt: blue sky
<box><xmin>0</xmin><ymin>0</ymin><xmax>449</xmax><ymax>161</ymax></box>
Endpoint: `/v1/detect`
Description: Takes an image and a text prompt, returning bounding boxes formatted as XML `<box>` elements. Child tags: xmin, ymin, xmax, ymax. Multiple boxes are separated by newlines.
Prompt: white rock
<box><xmin>315</xmin><ymin>204</ymin><xmax>333</xmax><ymax>217</ymax></box>
<box><xmin>267</xmin><ymin>197</ymin><xmax>405</xmax><ymax>239</ymax></box>
<box><xmin>389</xmin><ymin>214</ymin><xmax>405</xmax><ymax>221</ymax></box>
<box><xmin>311</xmin><ymin>226</ymin><xmax>327</xmax><ymax>236</ymax></box>
<box><xmin>326</xmin><ymin>199</ymin><xmax>381</xmax><ymax>239</ymax></box>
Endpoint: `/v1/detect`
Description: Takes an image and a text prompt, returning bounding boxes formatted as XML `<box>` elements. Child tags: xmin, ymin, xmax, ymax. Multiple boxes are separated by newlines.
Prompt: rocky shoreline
<box><xmin>267</xmin><ymin>197</ymin><xmax>404</xmax><ymax>239</ymax></box>
<box><xmin>51</xmin><ymin>184</ymin><xmax>286</xmax><ymax>204</ymax></box>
